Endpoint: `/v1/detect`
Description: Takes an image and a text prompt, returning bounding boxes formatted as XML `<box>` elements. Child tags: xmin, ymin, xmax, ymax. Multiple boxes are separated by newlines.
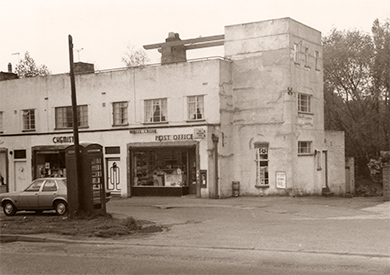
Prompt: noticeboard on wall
<box><xmin>276</xmin><ymin>171</ymin><xmax>287</xmax><ymax>189</ymax></box>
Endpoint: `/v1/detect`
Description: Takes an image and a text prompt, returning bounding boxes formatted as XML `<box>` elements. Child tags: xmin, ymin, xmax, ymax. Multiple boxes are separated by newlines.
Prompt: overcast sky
<box><xmin>1</xmin><ymin>0</ymin><xmax>389</xmax><ymax>74</ymax></box>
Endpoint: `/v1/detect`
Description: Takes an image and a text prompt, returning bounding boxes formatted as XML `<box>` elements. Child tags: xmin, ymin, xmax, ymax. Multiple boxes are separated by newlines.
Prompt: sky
<box><xmin>1</xmin><ymin>0</ymin><xmax>389</xmax><ymax>74</ymax></box>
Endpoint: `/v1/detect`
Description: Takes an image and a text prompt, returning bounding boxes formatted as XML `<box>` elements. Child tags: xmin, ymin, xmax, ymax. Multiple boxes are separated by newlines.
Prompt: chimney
<box><xmin>74</xmin><ymin>62</ymin><xmax>94</xmax><ymax>74</ymax></box>
<box><xmin>8</xmin><ymin>62</ymin><xmax>12</xmax><ymax>73</ymax></box>
<box><xmin>161</xmin><ymin>32</ymin><xmax>187</xmax><ymax>64</ymax></box>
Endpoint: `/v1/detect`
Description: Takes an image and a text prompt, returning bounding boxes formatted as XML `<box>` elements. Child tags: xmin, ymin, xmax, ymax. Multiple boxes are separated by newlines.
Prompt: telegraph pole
<box><xmin>68</xmin><ymin>35</ymin><xmax>83</xmax><ymax>216</ymax></box>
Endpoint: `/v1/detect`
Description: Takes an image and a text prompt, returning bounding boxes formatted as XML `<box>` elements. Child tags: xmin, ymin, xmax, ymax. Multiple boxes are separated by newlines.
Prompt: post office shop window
<box><xmin>188</xmin><ymin>95</ymin><xmax>204</xmax><ymax>120</ymax></box>
<box><xmin>298</xmin><ymin>141</ymin><xmax>313</xmax><ymax>155</ymax></box>
<box><xmin>0</xmin><ymin>111</ymin><xmax>3</xmax><ymax>132</ymax></box>
<box><xmin>55</xmin><ymin>105</ymin><xmax>88</xmax><ymax>129</ymax></box>
<box><xmin>22</xmin><ymin>109</ymin><xmax>35</xmax><ymax>131</ymax></box>
<box><xmin>255</xmin><ymin>143</ymin><xmax>269</xmax><ymax>186</ymax></box>
<box><xmin>144</xmin><ymin>98</ymin><xmax>167</xmax><ymax>123</ymax></box>
<box><xmin>298</xmin><ymin>93</ymin><xmax>312</xmax><ymax>113</ymax></box>
<box><xmin>133</xmin><ymin>148</ymin><xmax>196</xmax><ymax>188</ymax></box>
<box><xmin>113</xmin><ymin>101</ymin><xmax>128</xmax><ymax>126</ymax></box>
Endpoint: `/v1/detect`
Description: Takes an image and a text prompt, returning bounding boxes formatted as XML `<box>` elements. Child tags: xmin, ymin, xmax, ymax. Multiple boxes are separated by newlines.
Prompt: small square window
<box><xmin>298</xmin><ymin>141</ymin><xmax>312</xmax><ymax>155</ymax></box>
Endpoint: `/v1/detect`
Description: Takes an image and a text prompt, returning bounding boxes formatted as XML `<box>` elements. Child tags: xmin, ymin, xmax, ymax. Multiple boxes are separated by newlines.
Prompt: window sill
<box><xmin>298</xmin><ymin>153</ymin><xmax>315</xmax><ymax>157</ymax></box>
<box><xmin>54</xmin><ymin>126</ymin><xmax>89</xmax><ymax>130</ymax></box>
<box><xmin>22</xmin><ymin>129</ymin><xmax>36</xmax><ymax>132</ymax></box>
<box><xmin>112</xmin><ymin>123</ymin><xmax>129</xmax><ymax>127</ymax></box>
<box><xmin>298</xmin><ymin>112</ymin><xmax>314</xmax><ymax>116</ymax></box>
<box><xmin>305</xmin><ymin>65</ymin><xmax>311</xmax><ymax>69</ymax></box>
<box><xmin>186</xmin><ymin>119</ymin><xmax>206</xmax><ymax>123</ymax></box>
<box><xmin>255</xmin><ymin>184</ymin><xmax>269</xmax><ymax>189</ymax></box>
<box><xmin>143</xmin><ymin>121</ymin><xmax>169</xmax><ymax>125</ymax></box>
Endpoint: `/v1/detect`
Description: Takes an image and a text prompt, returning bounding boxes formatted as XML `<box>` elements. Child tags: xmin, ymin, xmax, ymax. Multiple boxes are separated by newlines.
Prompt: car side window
<box><xmin>42</xmin><ymin>180</ymin><xmax>57</xmax><ymax>192</ymax></box>
<box><xmin>25</xmin><ymin>179</ymin><xmax>45</xmax><ymax>192</ymax></box>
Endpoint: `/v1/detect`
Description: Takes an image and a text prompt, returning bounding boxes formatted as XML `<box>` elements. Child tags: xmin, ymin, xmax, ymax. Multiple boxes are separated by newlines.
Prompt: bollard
<box><xmin>232</xmin><ymin>181</ymin><xmax>240</xmax><ymax>197</ymax></box>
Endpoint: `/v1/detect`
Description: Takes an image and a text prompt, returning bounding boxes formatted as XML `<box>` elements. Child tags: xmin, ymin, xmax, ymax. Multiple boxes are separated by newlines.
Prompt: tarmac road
<box><xmin>1</xmin><ymin>195</ymin><xmax>390</xmax><ymax>274</ymax></box>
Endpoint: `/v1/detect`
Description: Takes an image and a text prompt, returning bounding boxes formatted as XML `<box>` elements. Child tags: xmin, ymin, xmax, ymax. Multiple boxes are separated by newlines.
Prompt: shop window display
<box><xmin>133</xmin><ymin>148</ymin><xmax>195</xmax><ymax>188</ymax></box>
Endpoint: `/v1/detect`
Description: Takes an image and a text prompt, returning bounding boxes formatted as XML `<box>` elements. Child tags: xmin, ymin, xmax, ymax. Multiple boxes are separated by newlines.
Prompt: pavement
<box><xmin>1</xmin><ymin>195</ymin><xmax>390</xmax><ymax>258</ymax></box>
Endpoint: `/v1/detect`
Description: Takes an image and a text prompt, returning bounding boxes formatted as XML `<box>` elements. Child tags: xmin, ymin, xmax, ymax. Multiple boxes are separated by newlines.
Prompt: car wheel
<box><xmin>54</xmin><ymin>201</ymin><xmax>67</xmax><ymax>215</ymax></box>
<box><xmin>3</xmin><ymin>201</ymin><xmax>16</xmax><ymax>216</ymax></box>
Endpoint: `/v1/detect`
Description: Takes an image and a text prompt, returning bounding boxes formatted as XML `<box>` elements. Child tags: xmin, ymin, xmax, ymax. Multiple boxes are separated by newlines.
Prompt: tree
<box><xmin>121</xmin><ymin>44</ymin><xmax>150</xmax><ymax>67</ymax></box>
<box><xmin>323</xmin><ymin>19</ymin><xmax>390</xmax><ymax>178</ymax></box>
<box><xmin>14</xmin><ymin>51</ymin><xmax>51</xmax><ymax>78</ymax></box>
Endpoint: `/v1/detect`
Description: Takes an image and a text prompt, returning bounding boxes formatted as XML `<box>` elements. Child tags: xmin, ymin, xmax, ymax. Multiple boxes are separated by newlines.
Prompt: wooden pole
<box><xmin>68</xmin><ymin>35</ymin><xmax>83</xmax><ymax>216</ymax></box>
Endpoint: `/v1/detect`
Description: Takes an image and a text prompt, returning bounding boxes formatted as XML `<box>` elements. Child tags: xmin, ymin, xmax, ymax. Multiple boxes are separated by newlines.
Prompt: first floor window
<box><xmin>113</xmin><ymin>101</ymin><xmax>128</xmax><ymax>126</ymax></box>
<box><xmin>298</xmin><ymin>93</ymin><xmax>311</xmax><ymax>113</ymax></box>
<box><xmin>188</xmin><ymin>95</ymin><xmax>204</xmax><ymax>120</ymax></box>
<box><xmin>55</xmin><ymin>105</ymin><xmax>88</xmax><ymax>129</ymax></box>
<box><xmin>144</xmin><ymin>98</ymin><xmax>167</xmax><ymax>123</ymax></box>
<box><xmin>22</xmin><ymin>109</ymin><xmax>35</xmax><ymax>131</ymax></box>
<box><xmin>298</xmin><ymin>141</ymin><xmax>312</xmax><ymax>155</ymax></box>
<box><xmin>255</xmin><ymin>143</ymin><xmax>269</xmax><ymax>186</ymax></box>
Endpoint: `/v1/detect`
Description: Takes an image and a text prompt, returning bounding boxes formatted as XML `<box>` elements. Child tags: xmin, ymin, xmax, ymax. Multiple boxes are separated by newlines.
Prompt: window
<box><xmin>188</xmin><ymin>95</ymin><xmax>204</xmax><ymax>120</ymax></box>
<box><xmin>305</xmin><ymin>47</ymin><xmax>309</xmax><ymax>67</ymax></box>
<box><xmin>0</xmin><ymin>112</ymin><xmax>3</xmax><ymax>132</ymax></box>
<box><xmin>14</xmin><ymin>149</ymin><xmax>26</xmax><ymax>159</ymax></box>
<box><xmin>113</xmin><ymin>101</ymin><xmax>128</xmax><ymax>126</ymax></box>
<box><xmin>293</xmin><ymin>43</ymin><xmax>299</xmax><ymax>63</ymax></box>
<box><xmin>315</xmin><ymin>51</ymin><xmax>320</xmax><ymax>70</ymax></box>
<box><xmin>42</xmin><ymin>180</ymin><xmax>57</xmax><ymax>192</ymax></box>
<box><xmin>298</xmin><ymin>93</ymin><xmax>311</xmax><ymax>113</ymax></box>
<box><xmin>55</xmin><ymin>105</ymin><xmax>88</xmax><ymax>129</ymax></box>
<box><xmin>144</xmin><ymin>99</ymin><xmax>167</xmax><ymax>123</ymax></box>
<box><xmin>22</xmin><ymin>109</ymin><xmax>35</xmax><ymax>131</ymax></box>
<box><xmin>298</xmin><ymin>141</ymin><xmax>312</xmax><ymax>155</ymax></box>
<box><xmin>26</xmin><ymin>179</ymin><xmax>45</xmax><ymax>192</ymax></box>
<box><xmin>255</xmin><ymin>144</ymin><xmax>269</xmax><ymax>186</ymax></box>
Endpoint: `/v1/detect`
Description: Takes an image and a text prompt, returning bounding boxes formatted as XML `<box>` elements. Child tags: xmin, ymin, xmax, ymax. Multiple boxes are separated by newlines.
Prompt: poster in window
<box><xmin>276</xmin><ymin>171</ymin><xmax>287</xmax><ymax>189</ymax></box>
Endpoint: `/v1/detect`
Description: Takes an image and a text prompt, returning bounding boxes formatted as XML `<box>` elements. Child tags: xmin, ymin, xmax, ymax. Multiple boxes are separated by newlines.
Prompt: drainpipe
<box><xmin>212</xmin><ymin>134</ymin><xmax>219</xmax><ymax>199</ymax></box>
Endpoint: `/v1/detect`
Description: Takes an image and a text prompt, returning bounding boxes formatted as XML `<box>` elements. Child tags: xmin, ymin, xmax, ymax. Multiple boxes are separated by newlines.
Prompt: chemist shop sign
<box><xmin>52</xmin><ymin>136</ymin><xmax>74</xmax><ymax>144</ymax></box>
<box><xmin>155</xmin><ymin>134</ymin><xmax>193</xmax><ymax>142</ymax></box>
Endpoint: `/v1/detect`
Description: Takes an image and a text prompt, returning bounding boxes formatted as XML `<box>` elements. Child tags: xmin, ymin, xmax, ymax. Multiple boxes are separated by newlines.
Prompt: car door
<box><xmin>17</xmin><ymin>179</ymin><xmax>45</xmax><ymax>209</ymax></box>
<box><xmin>39</xmin><ymin>179</ymin><xmax>58</xmax><ymax>208</ymax></box>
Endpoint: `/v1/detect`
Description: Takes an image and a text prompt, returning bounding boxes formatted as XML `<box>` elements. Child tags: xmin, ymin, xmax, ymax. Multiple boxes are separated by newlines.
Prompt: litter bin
<box><xmin>232</xmin><ymin>181</ymin><xmax>240</xmax><ymax>197</ymax></box>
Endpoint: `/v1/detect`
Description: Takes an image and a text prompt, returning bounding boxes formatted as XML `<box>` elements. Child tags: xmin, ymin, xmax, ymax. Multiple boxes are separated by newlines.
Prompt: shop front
<box><xmin>32</xmin><ymin>145</ymin><xmax>67</xmax><ymax>179</ymax></box>
<box><xmin>129</xmin><ymin>141</ymin><xmax>199</xmax><ymax>196</ymax></box>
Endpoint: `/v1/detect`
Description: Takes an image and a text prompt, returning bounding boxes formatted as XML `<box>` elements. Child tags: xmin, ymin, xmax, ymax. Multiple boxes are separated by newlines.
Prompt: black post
<box><xmin>68</xmin><ymin>35</ymin><xmax>83</xmax><ymax>216</ymax></box>
<box><xmin>212</xmin><ymin>134</ymin><xmax>219</xmax><ymax>199</ymax></box>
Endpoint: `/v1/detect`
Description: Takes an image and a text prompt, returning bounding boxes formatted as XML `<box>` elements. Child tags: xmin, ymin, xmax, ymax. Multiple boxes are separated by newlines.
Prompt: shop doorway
<box><xmin>130</xmin><ymin>146</ymin><xmax>197</xmax><ymax>196</ymax></box>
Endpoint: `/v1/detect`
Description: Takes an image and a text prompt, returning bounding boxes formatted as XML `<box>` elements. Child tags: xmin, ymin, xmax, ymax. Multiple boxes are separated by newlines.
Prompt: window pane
<box><xmin>22</xmin><ymin>109</ymin><xmax>35</xmax><ymax>130</ymax></box>
<box><xmin>188</xmin><ymin>95</ymin><xmax>204</xmax><ymax>120</ymax></box>
<box><xmin>145</xmin><ymin>99</ymin><xmax>167</xmax><ymax>122</ymax></box>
